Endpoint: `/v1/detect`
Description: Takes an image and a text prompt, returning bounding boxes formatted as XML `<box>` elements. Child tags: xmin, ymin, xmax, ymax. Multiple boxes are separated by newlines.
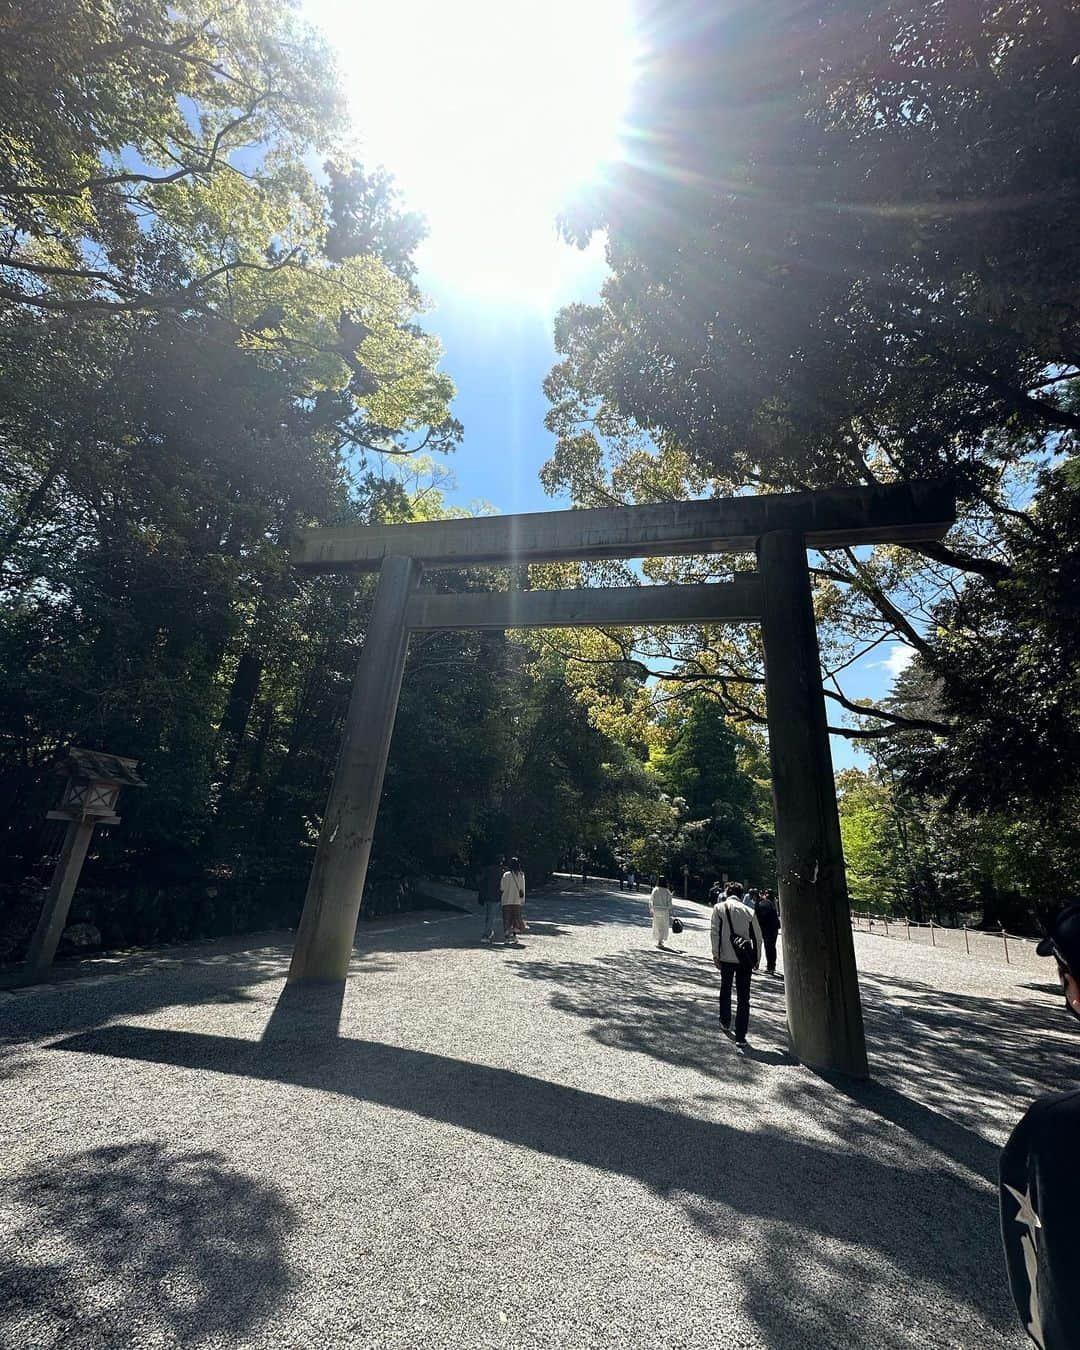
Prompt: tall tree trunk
<box><xmin>216</xmin><ymin>649</ymin><xmax>263</xmax><ymax>792</ymax></box>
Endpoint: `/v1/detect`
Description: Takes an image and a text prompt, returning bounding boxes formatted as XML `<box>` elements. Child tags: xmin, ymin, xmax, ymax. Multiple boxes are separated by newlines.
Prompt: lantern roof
<box><xmin>57</xmin><ymin>748</ymin><xmax>146</xmax><ymax>788</ymax></box>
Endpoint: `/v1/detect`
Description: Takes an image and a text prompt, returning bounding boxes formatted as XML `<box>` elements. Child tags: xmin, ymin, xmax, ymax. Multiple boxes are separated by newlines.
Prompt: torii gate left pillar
<box><xmin>288</xmin><ymin>555</ymin><xmax>421</xmax><ymax>983</ymax></box>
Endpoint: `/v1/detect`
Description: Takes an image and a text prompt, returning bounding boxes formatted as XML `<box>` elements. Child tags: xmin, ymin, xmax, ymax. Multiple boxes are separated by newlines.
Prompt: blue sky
<box><xmin>418</xmin><ymin>277</ymin><xmax>568</xmax><ymax>516</ymax></box>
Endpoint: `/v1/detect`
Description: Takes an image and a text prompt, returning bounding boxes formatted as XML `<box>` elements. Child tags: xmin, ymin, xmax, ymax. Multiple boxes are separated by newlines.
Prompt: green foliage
<box><xmin>913</xmin><ymin>460</ymin><xmax>1080</xmax><ymax>808</ymax></box>
<box><xmin>1</xmin><ymin>0</ymin><xmax>340</xmax><ymax>316</ymax></box>
<box><xmin>836</xmin><ymin>697</ymin><xmax>1079</xmax><ymax>931</ymax></box>
<box><xmin>0</xmin><ymin>2</ymin><xmax>474</xmax><ymax>952</ymax></box>
<box><xmin>648</xmin><ymin>698</ymin><xmax>772</xmax><ymax>888</ymax></box>
<box><xmin>836</xmin><ymin>768</ymin><xmax>904</xmax><ymax>911</ymax></box>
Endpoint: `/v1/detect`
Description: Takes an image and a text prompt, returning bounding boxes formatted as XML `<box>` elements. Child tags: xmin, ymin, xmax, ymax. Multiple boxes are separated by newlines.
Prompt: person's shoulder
<box><xmin>1005</xmin><ymin>1087</ymin><xmax>1080</xmax><ymax>1167</ymax></box>
<box><xmin>1015</xmin><ymin>1086</ymin><xmax>1080</xmax><ymax>1134</ymax></box>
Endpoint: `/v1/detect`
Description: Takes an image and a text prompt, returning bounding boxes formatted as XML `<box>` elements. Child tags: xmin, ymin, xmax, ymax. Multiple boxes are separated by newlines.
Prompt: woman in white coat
<box><xmin>649</xmin><ymin>876</ymin><xmax>674</xmax><ymax>948</ymax></box>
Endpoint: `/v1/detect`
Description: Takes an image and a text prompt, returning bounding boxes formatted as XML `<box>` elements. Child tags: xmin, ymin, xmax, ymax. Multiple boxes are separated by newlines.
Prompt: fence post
<box><xmin>884</xmin><ymin>915</ymin><xmax>890</xmax><ymax>937</ymax></box>
<box><xmin>1001</xmin><ymin>923</ymin><xmax>1010</xmax><ymax>964</ymax></box>
<box><xmin>905</xmin><ymin>918</ymin><xmax>910</xmax><ymax>940</ymax></box>
<box><xmin>964</xmin><ymin>924</ymin><xmax>970</xmax><ymax>955</ymax></box>
<box><xmin>930</xmin><ymin>920</ymin><xmax>936</xmax><ymax>947</ymax></box>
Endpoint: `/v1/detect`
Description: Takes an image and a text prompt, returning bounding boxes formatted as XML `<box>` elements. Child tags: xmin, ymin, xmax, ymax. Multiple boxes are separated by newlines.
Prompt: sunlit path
<box><xmin>3</xmin><ymin>884</ymin><xmax>1067</xmax><ymax>1349</ymax></box>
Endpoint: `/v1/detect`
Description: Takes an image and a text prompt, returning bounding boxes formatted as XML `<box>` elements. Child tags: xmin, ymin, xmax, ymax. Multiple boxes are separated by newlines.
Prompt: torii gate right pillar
<box><xmin>758</xmin><ymin>530</ymin><xmax>869</xmax><ymax>1078</ymax></box>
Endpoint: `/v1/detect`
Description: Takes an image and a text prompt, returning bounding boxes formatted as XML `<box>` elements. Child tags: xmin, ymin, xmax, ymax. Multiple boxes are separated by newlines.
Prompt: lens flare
<box><xmin>305</xmin><ymin>0</ymin><xmax>635</xmax><ymax>305</ymax></box>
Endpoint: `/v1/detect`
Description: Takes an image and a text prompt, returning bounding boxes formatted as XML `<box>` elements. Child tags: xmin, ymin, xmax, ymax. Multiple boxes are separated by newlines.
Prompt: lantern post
<box><xmin>22</xmin><ymin>749</ymin><xmax>145</xmax><ymax>977</ymax></box>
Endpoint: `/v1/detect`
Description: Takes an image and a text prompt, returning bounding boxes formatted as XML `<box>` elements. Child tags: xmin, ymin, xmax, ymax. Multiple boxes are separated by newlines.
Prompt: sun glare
<box><xmin>305</xmin><ymin>0</ymin><xmax>635</xmax><ymax>305</ymax></box>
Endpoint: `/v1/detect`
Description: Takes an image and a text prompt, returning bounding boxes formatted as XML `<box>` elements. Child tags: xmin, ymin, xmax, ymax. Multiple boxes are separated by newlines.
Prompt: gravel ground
<box><xmin>1</xmin><ymin>884</ymin><xmax>1074</xmax><ymax>1350</ymax></box>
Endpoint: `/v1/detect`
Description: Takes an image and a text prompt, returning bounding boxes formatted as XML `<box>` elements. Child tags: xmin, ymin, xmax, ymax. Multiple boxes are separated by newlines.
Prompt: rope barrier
<box><xmin>850</xmin><ymin>910</ymin><xmax>1042</xmax><ymax>965</ymax></box>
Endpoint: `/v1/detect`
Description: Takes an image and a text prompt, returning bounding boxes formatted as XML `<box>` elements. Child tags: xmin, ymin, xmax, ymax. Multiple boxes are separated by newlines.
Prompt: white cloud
<box><xmin>869</xmin><ymin>644</ymin><xmax>916</xmax><ymax>678</ymax></box>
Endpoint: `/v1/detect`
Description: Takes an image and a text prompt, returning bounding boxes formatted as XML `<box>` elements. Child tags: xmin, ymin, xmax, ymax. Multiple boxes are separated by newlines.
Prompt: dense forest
<box><xmin>2</xmin><ymin>0</ymin><xmax>1078</xmax><ymax>961</ymax></box>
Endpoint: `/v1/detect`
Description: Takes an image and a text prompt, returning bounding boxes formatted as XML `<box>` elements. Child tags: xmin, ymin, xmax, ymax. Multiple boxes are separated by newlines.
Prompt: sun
<box><xmin>306</xmin><ymin>0</ymin><xmax>635</xmax><ymax>305</ymax></box>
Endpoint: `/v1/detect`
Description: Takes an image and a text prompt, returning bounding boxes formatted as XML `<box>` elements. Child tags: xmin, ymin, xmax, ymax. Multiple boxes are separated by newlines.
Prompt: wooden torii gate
<box><xmin>287</xmin><ymin>480</ymin><xmax>955</xmax><ymax>1078</ymax></box>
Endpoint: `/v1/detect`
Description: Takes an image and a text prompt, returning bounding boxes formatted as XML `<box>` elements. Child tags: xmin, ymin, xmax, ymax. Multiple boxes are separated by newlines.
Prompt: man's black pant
<box><xmin>718</xmin><ymin>961</ymin><xmax>752</xmax><ymax>1041</ymax></box>
<box><xmin>761</xmin><ymin>929</ymin><xmax>778</xmax><ymax>973</ymax></box>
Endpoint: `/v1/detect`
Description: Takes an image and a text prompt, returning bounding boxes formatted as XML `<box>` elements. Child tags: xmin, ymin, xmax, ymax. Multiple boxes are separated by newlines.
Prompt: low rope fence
<box><xmin>851</xmin><ymin>911</ymin><xmax>1043</xmax><ymax>967</ymax></box>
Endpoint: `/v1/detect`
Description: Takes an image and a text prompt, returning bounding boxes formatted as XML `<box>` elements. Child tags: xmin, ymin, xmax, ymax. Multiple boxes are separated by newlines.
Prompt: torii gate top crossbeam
<box><xmin>293</xmin><ymin>481</ymin><xmax>955</xmax><ymax>574</ymax></box>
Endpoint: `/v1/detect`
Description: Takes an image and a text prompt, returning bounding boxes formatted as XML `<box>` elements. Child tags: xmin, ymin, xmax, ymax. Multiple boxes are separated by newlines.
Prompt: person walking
<box><xmin>478</xmin><ymin>854</ymin><xmax>504</xmax><ymax>945</ymax></box>
<box><xmin>710</xmin><ymin>881</ymin><xmax>763</xmax><ymax>1046</ymax></box>
<box><xmin>755</xmin><ymin>888</ymin><xmax>781</xmax><ymax>975</ymax></box>
<box><xmin>500</xmin><ymin>857</ymin><xmax>525</xmax><ymax>944</ymax></box>
<box><xmin>999</xmin><ymin>902</ymin><xmax>1080</xmax><ymax>1348</ymax></box>
<box><xmin>649</xmin><ymin>876</ymin><xmax>674</xmax><ymax>949</ymax></box>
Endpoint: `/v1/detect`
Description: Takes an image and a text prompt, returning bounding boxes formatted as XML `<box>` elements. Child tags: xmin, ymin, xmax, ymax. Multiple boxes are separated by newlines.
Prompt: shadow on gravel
<box><xmin>509</xmin><ymin>943</ymin><xmax>1074</xmax><ymax>1168</ymax></box>
<box><xmin>0</xmin><ymin>906</ymin><xmax>500</xmax><ymax>1050</ymax></box>
<box><xmin>0</xmin><ymin>945</ymin><xmax>293</xmax><ymax>1050</ymax></box>
<box><xmin>50</xmin><ymin>1023</ymin><xmax>1019</xmax><ymax>1344</ymax></box>
<box><xmin>1017</xmin><ymin>981</ymin><xmax>1063</xmax><ymax>996</ymax></box>
<box><xmin>854</xmin><ymin>969</ymin><xmax>1076</xmax><ymax>1135</ymax></box>
<box><xmin>262</xmin><ymin>978</ymin><xmax>346</xmax><ymax>1042</ymax></box>
<box><xmin>0</xmin><ymin>1140</ymin><xmax>295</xmax><ymax>1349</ymax></box>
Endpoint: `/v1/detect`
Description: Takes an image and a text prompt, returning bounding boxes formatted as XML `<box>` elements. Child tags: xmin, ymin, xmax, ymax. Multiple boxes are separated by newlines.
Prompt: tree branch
<box><xmin>822</xmin><ymin>687</ymin><xmax>951</xmax><ymax>736</ymax></box>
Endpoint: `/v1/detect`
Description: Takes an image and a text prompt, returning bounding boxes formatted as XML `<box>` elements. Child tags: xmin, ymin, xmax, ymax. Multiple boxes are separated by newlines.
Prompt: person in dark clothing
<box><xmin>755</xmin><ymin>889</ymin><xmax>781</xmax><ymax>975</ymax></box>
<box><xmin>478</xmin><ymin>855</ymin><xmax>504</xmax><ymax>944</ymax></box>
<box><xmin>999</xmin><ymin>901</ymin><xmax>1080</xmax><ymax>1349</ymax></box>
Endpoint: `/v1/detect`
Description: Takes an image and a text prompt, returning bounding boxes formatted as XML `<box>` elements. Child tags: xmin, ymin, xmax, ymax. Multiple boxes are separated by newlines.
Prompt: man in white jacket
<box><xmin>710</xmin><ymin>881</ymin><xmax>763</xmax><ymax>1045</ymax></box>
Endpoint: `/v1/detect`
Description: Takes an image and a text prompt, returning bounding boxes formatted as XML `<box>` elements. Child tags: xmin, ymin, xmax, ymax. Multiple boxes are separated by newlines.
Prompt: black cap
<box><xmin>1036</xmin><ymin>902</ymin><xmax>1080</xmax><ymax>972</ymax></box>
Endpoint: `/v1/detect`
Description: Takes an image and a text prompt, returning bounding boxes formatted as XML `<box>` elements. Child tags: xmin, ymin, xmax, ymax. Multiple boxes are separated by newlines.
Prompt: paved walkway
<box><xmin>1</xmin><ymin>884</ymin><xmax>1073</xmax><ymax>1349</ymax></box>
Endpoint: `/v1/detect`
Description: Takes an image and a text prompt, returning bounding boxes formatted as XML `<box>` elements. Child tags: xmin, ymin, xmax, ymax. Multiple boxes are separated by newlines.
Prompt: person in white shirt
<box><xmin>500</xmin><ymin>857</ymin><xmax>525</xmax><ymax>945</ymax></box>
<box><xmin>710</xmin><ymin>881</ymin><xmax>764</xmax><ymax>1045</ymax></box>
<box><xmin>649</xmin><ymin>876</ymin><xmax>674</xmax><ymax>948</ymax></box>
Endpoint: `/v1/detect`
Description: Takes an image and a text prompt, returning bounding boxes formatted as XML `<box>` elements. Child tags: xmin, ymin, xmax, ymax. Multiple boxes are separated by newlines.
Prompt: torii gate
<box><xmin>286</xmin><ymin>481</ymin><xmax>955</xmax><ymax>1078</ymax></box>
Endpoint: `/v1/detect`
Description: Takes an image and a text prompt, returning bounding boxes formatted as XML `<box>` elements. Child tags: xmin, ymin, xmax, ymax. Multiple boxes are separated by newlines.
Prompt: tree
<box><xmin>836</xmin><ymin>768</ymin><xmax>904</xmax><ymax>911</ymax></box>
<box><xmin>0</xmin><ymin>5</ymin><xmax>467</xmax><ymax>951</ymax></box>
<box><xmin>651</xmin><ymin>697</ymin><xmax>771</xmax><ymax>885</ymax></box>
<box><xmin>1</xmin><ymin>0</ymin><xmax>340</xmax><ymax>319</ymax></box>
<box><xmin>544</xmin><ymin>0</ymin><xmax>1079</xmax><ymax>740</ymax></box>
<box><xmin>905</xmin><ymin>458</ymin><xmax>1080</xmax><ymax>809</ymax></box>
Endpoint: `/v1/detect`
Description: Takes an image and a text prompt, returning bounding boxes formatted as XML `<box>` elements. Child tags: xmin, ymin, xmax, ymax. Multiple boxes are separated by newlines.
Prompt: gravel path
<box><xmin>1</xmin><ymin>884</ymin><xmax>1073</xmax><ymax>1350</ymax></box>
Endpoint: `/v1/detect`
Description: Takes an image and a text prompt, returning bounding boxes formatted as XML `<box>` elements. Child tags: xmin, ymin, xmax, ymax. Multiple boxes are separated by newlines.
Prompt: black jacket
<box><xmin>999</xmin><ymin>1086</ymin><xmax>1080</xmax><ymax>1348</ymax></box>
<box><xmin>754</xmin><ymin>896</ymin><xmax>780</xmax><ymax>936</ymax></box>
<box><xmin>478</xmin><ymin>862</ymin><xmax>503</xmax><ymax>905</ymax></box>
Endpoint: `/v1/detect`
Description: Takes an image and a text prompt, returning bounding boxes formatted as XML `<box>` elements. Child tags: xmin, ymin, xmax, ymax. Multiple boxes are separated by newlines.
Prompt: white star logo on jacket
<box><xmin>1003</xmin><ymin>1182</ymin><xmax>1045</xmax><ymax>1348</ymax></box>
